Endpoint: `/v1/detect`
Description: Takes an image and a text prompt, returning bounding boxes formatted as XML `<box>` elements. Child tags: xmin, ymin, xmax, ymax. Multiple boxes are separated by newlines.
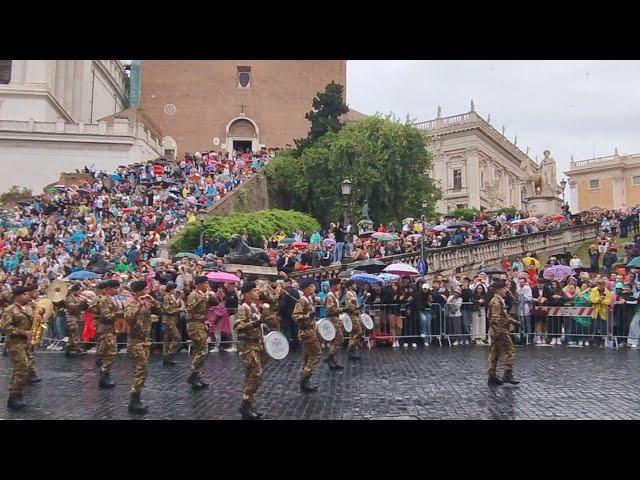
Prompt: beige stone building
<box><xmin>138</xmin><ymin>60</ymin><xmax>348</xmax><ymax>156</ymax></box>
<box><xmin>411</xmin><ymin>105</ymin><xmax>540</xmax><ymax>213</ymax></box>
<box><xmin>565</xmin><ymin>149</ymin><xmax>640</xmax><ymax>212</ymax></box>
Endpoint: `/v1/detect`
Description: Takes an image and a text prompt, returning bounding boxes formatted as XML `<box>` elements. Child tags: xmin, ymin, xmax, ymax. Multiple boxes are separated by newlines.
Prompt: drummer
<box><xmin>292</xmin><ymin>278</ymin><xmax>321</xmax><ymax>393</ymax></box>
<box><xmin>323</xmin><ymin>278</ymin><xmax>344</xmax><ymax>371</ymax></box>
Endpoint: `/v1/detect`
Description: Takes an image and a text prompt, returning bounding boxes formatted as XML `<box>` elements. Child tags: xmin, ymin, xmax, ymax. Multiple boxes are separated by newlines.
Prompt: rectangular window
<box><xmin>0</xmin><ymin>60</ymin><xmax>11</xmax><ymax>84</ymax></box>
<box><xmin>453</xmin><ymin>169</ymin><xmax>462</xmax><ymax>190</ymax></box>
<box><xmin>164</xmin><ymin>149</ymin><xmax>175</xmax><ymax>159</ymax></box>
<box><xmin>589</xmin><ymin>179</ymin><xmax>600</xmax><ymax>190</ymax></box>
<box><xmin>456</xmin><ymin>203</ymin><xmax>467</xmax><ymax>209</ymax></box>
<box><xmin>633</xmin><ymin>176</ymin><xmax>640</xmax><ymax>186</ymax></box>
<box><xmin>237</xmin><ymin>66</ymin><xmax>251</xmax><ymax>88</ymax></box>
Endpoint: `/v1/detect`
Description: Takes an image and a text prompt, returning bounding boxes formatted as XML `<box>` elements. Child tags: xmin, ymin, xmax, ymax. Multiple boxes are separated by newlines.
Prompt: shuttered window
<box><xmin>0</xmin><ymin>60</ymin><xmax>11</xmax><ymax>84</ymax></box>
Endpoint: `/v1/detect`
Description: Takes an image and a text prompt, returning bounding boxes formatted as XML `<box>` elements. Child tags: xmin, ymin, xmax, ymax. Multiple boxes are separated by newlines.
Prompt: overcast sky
<box><xmin>346</xmin><ymin>60</ymin><xmax>640</xmax><ymax>182</ymax></box>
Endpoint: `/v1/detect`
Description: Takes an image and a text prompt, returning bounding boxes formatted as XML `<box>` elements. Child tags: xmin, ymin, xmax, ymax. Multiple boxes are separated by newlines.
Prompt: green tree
<box><xmin>294</xmin><ymin>81</ymin><xmax>349</xmax><ymax>155</ymax></box>
<box><xmin>265</xmin><ymin>114</ymin><xmax>442</xmax><ymax>225</ymax></box>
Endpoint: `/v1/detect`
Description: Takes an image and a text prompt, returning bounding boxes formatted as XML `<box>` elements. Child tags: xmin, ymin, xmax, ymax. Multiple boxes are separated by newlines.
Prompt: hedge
<box><xmin>173</xmin><ymin>209</ymin><xmax>320</xmax><ymax>252</ymax></box>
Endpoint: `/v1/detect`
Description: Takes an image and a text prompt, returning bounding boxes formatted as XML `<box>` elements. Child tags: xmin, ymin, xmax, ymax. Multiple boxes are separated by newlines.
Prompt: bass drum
<box><xmin>360</xmin><ymin>313</ymin><xmax>374</xmax><ymax>331</ymax></box>
<box><xmin>316</xmin><ymin>318</ymin><xmax>336</xmax><ymax>342</ymax></box>
<box><xmin>339</xmin><ymin>313</ymin><xmax>352</xmax><ymax>333</ymax></box>
<box><xmin>264</xmin><ymin>331</ymin><xmax>290</xmax><ymax>360</ymax></box>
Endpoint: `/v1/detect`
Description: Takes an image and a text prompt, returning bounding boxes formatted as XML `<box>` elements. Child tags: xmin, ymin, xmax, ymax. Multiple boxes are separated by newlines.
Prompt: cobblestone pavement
<box><xmin>0</xmin><ymin>344</ymin><xmax>638</xmax><ymax>420</ymax></box>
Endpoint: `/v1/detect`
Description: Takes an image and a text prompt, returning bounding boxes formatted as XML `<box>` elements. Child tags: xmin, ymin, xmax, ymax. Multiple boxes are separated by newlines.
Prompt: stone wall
<box><xmin>206</xmin><ymin>172</ymin><xmax>270</xmax><ymax>216</ymax></box>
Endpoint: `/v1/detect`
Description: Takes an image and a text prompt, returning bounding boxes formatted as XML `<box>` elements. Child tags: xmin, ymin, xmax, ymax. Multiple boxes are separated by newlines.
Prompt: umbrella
<box><xmin>174</xmin><ymin>252</ymin><xmax>199</xmax><ymax>259</ymax></box>
<box><xmin>450</xmin><ymin>220</ymin><xmax>472</xmax><ymax>228</ymax></box>
<box><xmin>430</xmin><ymin>225</ymin><xmax>450</xmax><ymax>232</ymax></box>
<box><xmin>406</xmin><ymin>234</ymin><xmax>423</xmax><ymax>241</ymax></box>
<box><xmin>522</xmin><ymin>256</ymin><xmax>541</xmax><ymax>270</ymax></box>
<box><xmin>542</xmin><ymin>265</ymin><xmax>576</xmax><ymax>281</ymax></box>
<box><xmin>383</xmin><ymin>263</ymin><xmax>420</xmax><ymax>277</ymax></box>
<box><xmin>322</xmin><ymin>238</ymin><xmax>336</xmax><ymax>248</ymax></box>
<box><xmin>206</xmin><ymin>271</ymin><xmax>241</xmax><ymax>283</ymax></box>
<box><xmin>358</xmin><ymin>230</ymin><xmax>376</xmax><ymax>239</ymax></box>
<box><xmin>478</xmin><ymin>266</ymin><xmax>505</xmax><ymax>275</ymax></box>
<box><xmin>65</xmin><ymin>270</ymin><xmax>99</xmax><ymax>280</ymax></box>
<box><xmin>352</xmin><ymin>258</ymin><xmax>387</xmax><ymax>274</ymax></box>
<box><xmin>627</xmin><ymin>256</ymin><xmax>640</xmax><ymax>268</ymax></box>
<box><xmin>279</xmin><ymin>238</ymin><xmax>296</xmax><ymax>244</ymax></box>
<box><xmin>291</xmin><ymin>242</ymin><xmax>308</xmax><ymax>248</ymax></box>
<box><xmin>372</xmin><ymin>232</ymin><xmax>393</xmax><ymax>241</ymax></box>
<box><xmin>350</xmin><ymin>273</ymin><xmax>383</xmax><ymax>285</ymax></box>
<box><xmin>622</xmin><ymin>242</ymin><xmax>635</xmax><ymax>247</ymax></box>
<box><xmin>149</xmin><ymin>257</ymin><xmax>171</xmax><ymax>264</ymax></box>
<box><xmin>108</xmin><ymin>173</ymin><xmax>121</xmax><ymax>181</ymax></box>
<box><xmin>377</xmin><ymin>272</ymin><xmax>401</xmax><ymax>285</ymax></box>
<box><xmin>551</xmin><ymin>214</ymin><xmax>564</xmax><ymax>221</ymax></box>
<box><xmin>338</xmin><ymin>269</ymin><xmax>364</xmax><ymax>279</ymax></box>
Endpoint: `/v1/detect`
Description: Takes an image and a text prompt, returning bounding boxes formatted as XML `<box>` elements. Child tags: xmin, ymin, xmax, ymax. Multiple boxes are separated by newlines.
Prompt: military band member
<box><xmin>64</xmin><ymin>284</ymin><xmax>88</xmax><ymax>356</ymax></box>
<box><xmin>323</xmin><ymin>278</ymin><xmax>344</xmax><ymax>370</ymax></box>
<box><xmin>487</xmin><ymin>279</ymin><xmax>520</xmax><ymax>386</ymax></box>
<box><xmin>258</xmin><ymin>280</ymin><xmax>281</xmax><ymax>333</ymax></box>
<box><xmin>234</xmin><ymin>280</ymin><xmax>266</xmax><ymax>420</ymax></box>
<box><xmin>1</xmin><ymin>285</ymin><xmax>13</xmax><ymax>357</ymax></box>
<box><xmin>344</xmin><ymin>280</ymin><xmax>363</xmax><ymax>360</ymax></box>
<box><xmin>88</xmin><ymin>280</ymin><xmax>122</xmax><ymax>389</ymax></box>
<box><xmin>293</xmin><ymin>278</ymin><xmax>321</xmax><ymax>392</ymax></box>
<box><xmin>161</xmin><ymin>282</ymin><xmax>182</xmax><ymax>366</ymax></box>
<box><xmin>124</xmin><ymin>281</ymin><xmax>155</xmax><ymax>414</ymax></box>
<box><xmin>186</xmin><ymin>276</ymin><xmax>218</xmax><ymax>390</ymax></box>
<box><xmin>2</xmin><ymin>285</ymin><xmax>39</xmax><ymax>410</ymax></box>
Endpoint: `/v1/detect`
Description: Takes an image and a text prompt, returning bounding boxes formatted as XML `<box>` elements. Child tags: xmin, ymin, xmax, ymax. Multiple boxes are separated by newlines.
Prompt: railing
<box><xmin>571</xmin><ymin>155</ymin><xmax>619</xmax><ymax>169</ymax></box>
<box><xmin>290</xmin><ymin>223</ymin><xmax>599</xmax><ymax>280</ymax></box>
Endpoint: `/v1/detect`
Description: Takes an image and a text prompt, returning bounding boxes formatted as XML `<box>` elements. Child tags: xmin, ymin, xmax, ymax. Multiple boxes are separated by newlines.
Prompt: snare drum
<box><xmin>264</xmin><ymin>331</ymin><xmax>290</xmax><ymax>360</ymax></box>
<box><xmin>340</xmin><ymin>313</ymin><xmax>352</xmax><ymax>333</ymax></box>
<box><xmin>316</xmin><ymin>318</ymin><xmax>336</xmax><ymax>342</ymax></box>
<box><xmin>360</xmin><ymin>313</ymin><xmax>374</xmax><ymax>330</ymax></box>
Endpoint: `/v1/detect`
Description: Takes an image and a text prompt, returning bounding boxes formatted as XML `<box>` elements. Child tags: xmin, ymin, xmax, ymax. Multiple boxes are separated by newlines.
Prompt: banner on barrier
<box><xmin>543</xmin><ymin>307</ymin><xmax>594</xmax><ymax>317</ymax></box>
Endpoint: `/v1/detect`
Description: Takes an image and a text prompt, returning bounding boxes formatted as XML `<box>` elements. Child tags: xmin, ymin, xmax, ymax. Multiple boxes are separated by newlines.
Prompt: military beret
<box><xmin>241</xmin><ymin>280</ymin><xmax>257</xmax><ymax>294</ymax></box>
<box><xmin>12</xmin><ymin>285</ymin><xmax>35</xmax><ymax>297</ymax></box>
<box><xmin>298</xmin><ymin>278</ymin><xmax>315</xmax><ymax>289</ymax></box>
<box><xmin>165</xmin><ymin>282</ymin><xmax>176</xmax><ymax>292</ymax></box>
<box><xmin>70</xmin><ymin>284</ymin><xmax>81</xmax><ymax>292</ymax></box>
<box><xmin>194</xmin><ymin>276</ymin><xmax>209</xmax><ymax>285</ymax></box>
<box><xmin>130</xmin><ymin>280</ymin><xmax>147</xmax><ymax>293</ymax></box>
<box><xmin>329</xmin><ymin>278</ymin><xmax>341</xmax><ymax>286</ymax></box>
<box><xmin>492</xmin><ymin>279</ymin><xmax>507</xmax><ymax>289</ymax></box>
<box><xmin>98</xmin><ymin>279</ymin><xmax>120</xmax><ymax>289</ymax></box>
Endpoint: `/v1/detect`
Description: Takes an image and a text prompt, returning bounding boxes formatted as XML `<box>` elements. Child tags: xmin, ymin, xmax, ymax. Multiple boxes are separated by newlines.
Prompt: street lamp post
<box><xmin>197</xmin><ymin>211</ymin><xmax>206</xmax><ymax>248</ymax></box>
<box><xmin>560</xmin><ymin>178</ymin><xmax>567</xmax><ymax>204</ymax></box>
<box><xmin>341</xmin><ymin>179</ymin><xmax>352</xmax><ymax>227</ymax></box>
<box><xmin>420</xmin><ymin>199</ymin><xmax>428</xmax><ymax>265</ymax></box>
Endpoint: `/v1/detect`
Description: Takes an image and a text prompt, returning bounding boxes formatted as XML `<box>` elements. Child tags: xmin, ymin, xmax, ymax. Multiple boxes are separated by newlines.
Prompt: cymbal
<box><xmin>48</xmin><ymin>280</ymin><xmax>70</xmax><ymax>303</ymax></box>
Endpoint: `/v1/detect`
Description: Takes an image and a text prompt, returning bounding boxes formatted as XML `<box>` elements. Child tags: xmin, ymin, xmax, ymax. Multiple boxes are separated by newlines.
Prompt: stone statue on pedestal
<box><xmin>539</xmin><ymin>150</ymin><xmax>562</xmax><ymax>196</ymax></box>
<box><xmin>520</xmin><ymin>150</ymin><xmax>563</xmax><ymax>215</ymax></box>
<box><xmin>361</xmin><ymin>200</ymin><xmax>370</xmax><ymax>220</ymax></box>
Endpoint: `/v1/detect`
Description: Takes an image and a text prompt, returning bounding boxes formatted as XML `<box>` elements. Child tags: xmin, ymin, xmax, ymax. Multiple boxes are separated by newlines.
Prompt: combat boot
<box><xmin>188</xmin><ymin>374</ymin><xmax>206</xmax><ymax>390</ymax></box>
<box><xmin>7</xmin><ymin>394</ymin><xmax>26</xmax><ymax>410</ymax></box>
<box><xmin>300</xmin><ymin>376</ymin><xmax>317</xmax><ymax>393</ymax></box>
<box><xmin>488</xmin><ymin>374</ymin><xmax>504</xmax><ymax>386</ymax></box>
<box><xmin>502</xmin><ymin>373</ymin><xmax>520</xmax><ymax>385</ymax></box>
<box><xmin>328</xmin><ymin>356</ymin><xmax>344</xmax><ymax>370</ymax></box>
<box><xmin>162</xmin><ymin>357</ymin><xmax>176</xmax><ymax>366</ymax></box>
<box><xmin>95</xmin><ymin>358</ymin><xmax>103</xmax><ymax>368</ymax></box>
<box><xmin>197</xmin><ymin>377</ymin><xmax>210</xmax><ymax>388</ymax></box>
<box><xmin>239</xmin><ymin>402</ymin><xmax>259</xmax><ymax>420</ymax></box>
<box><xmin>128</xmin><ymin>392</ymin><xmax>148</xmax><ymax>415</ymax></box>
<box><xmin>27</xmin><ymin>373</ymin><xmax>41</xmax><ymax>384</ymax></box>
<box><xmin>348</xmin><ymin>347</ymin><xmax>361</xmax><ymax>361</ymax></box>
<box><xmin>99</xmin><ymin>372</ymin><xmax>116</xmax><ymax>389</ymax></box>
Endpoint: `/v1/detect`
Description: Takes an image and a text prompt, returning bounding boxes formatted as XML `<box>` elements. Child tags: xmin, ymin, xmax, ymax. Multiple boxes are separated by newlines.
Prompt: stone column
<box><xmin>71</xmin><ymin>60</ymin><xmax>84</xmax><ymax>121</ymax></box>
<box><xmin>64</xmin><ymin>60</ymin><xmax>75</xmax><ymax>113</ymax></box>
<box><xmin>465</xmin><ymin>147</ymin><xmax>481</xmax><ymax>209</ymax></box>
<box><xmin>54</xmin><ymin>60</ymin><xmax>66</xmax><ymax>103</ymax></box>
<box><xmin>568</xmin><ymin>180</ymin><xmax>577</xmax><ymax>213</ymax></box>
<box><xmin>612</xmin><ymin>176</ymin><xmax>626</xmax><ymax>209</ymax></box>
<box><xmin>10</xmin><ymin>60</ymin><xmax>26</xmax><ymax>83</ymax></box>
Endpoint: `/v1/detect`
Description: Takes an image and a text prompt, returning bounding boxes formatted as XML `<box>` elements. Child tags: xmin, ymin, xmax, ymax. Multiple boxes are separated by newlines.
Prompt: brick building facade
<box><xmin>139</xmin><ymin>60</ymin><xmax>347</xmax><ymax>157</ymax></box>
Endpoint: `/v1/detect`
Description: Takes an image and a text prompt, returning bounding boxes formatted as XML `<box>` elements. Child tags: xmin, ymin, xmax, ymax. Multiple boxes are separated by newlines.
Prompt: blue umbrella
<box><xmin>377</xmin><ymin>273</ymin><xmax>401</xmax><ymax>285</ymax></box>
<box><xmin>627</xmin><ymin>256</ymin><xmax>640</xmax><ymax>268</ymax></box>
<box><xmin>350</xmin><ymin>273</ymin><xmax>383</xmax><ymax>285</ymax></box>
<box><xmin>108</xmin><ymin>173</ymin><xmax>121</xmax><ymax>181</ymax></box>
<box><xmin>65</xmin><ymin>270</ymin><xmax>99</xmax><ymax>280</ymax></box>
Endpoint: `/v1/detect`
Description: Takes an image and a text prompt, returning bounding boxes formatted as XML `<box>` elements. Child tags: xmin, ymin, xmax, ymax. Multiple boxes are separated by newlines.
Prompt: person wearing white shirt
<box><xmin>516</xmin><ymin>276</ymin><xmax>533</xmax><ymax>344</ymax></box>
<box><xmin>569</xmin><ymin>255</ymin><xmax>582</xmax><ymax>269</ymax></box>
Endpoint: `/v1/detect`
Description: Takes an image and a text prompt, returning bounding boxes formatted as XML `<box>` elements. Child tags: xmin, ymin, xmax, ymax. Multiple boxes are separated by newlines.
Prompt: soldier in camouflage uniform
<box><xmin>24</xmin><ymin>287</ymin><xmax>42</xmax><ymax>383</ymax></box>
<box><xmin>87</xmin><ymin>279</ymin><xmax>122</xmax><ymax>389</ymax></box>
<box><xmin>234</xmin><ymin>280</ymin><xmax>266</xmax><ymax>420</ymax></box>
<box><xmin>124</xmin><ymin>280</ymin><xmax>154</xmax><ymax>414</ymax></box>
<box><xmin>487</xmin><ymin>279</ymin><xmax>520</xmax><ymax>386</ymax></box>
<box><xmin>344</xmin><ymin>280</ymin><xmax>363</xmax><ymax>360</ymax></box>
<box><xmin>186</xmin><ymin>276</ymin><xmax>218</xmax><ymax>390</ymax></box>
<box><xmin>323</xmin><ymin>278</ymin><xmax>344</xmax><ymax>370</ymax></box>
<box><xmin>161</xmin><ymin>282</ymin><xmax>182</xmax><ymax>366</ymax></box>
<box><xmin>293</xmin><ymin>278</ymin><xmax>321</xmax><ymax>392</ymax></box>
<box><xmin>0</xmin><ymin>286</ymin><xmax>13</xmax><ymax>357</ymax></box>
<box><xmin>64</xmin><ymin>284</ymin><xmax>88</xmax><ymax>356</ymax></box>
<box><xmin>258</xmin><ymin>281</ymin><xmax>281</xmax><ymax>333</ymax></box>
<box><xmin>2</xmin><ymin>285</ymin><xmax>39</xmax><ymax>409</ymax></box>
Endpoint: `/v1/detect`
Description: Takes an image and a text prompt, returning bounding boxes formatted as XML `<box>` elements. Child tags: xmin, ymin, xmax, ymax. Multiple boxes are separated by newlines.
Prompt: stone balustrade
<box><xmin>290</xmin><ymin>223</ymin><xmax>599</xmax><ymax>280</ymax></box>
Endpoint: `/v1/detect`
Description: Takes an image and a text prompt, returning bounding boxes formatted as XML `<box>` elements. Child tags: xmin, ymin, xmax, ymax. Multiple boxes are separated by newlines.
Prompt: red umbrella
<box><xmin>551</xmin><ymin>214</ymin><xmax>564</xmax><ymax>221</ymax></box>
<box><xmin>292</xmin><ymin>242</ymin><xmax>308</xmax><ymax>248</ymax></box>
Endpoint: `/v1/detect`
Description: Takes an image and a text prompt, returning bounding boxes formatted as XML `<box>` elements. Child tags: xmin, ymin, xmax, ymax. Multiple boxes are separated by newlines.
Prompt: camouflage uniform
<box><xmin>324</xmin><ymin>292</ymin><xmax>344</xmax><ymax>359</ymax></box>
<box><xmin>0</xmin><ymin>289</ymin><xmax>13</xmax><ymax>346</ymax></box>
<box><xmin>88</xmin><ymin>295</ymin><xmax>121</xmax><ymax>374</ymax></box>
<box><xmin>234</xmin><ymin>303</ymin><xmax>264</xmax><ymax>405</ymax></box>
<box><xmin>24</xmin><ymin>302</ymin><xmax>37</xmax><ymax>376</ymax></box>
<box><xmin>1</xmin><ymin>303</ymin><xmax>33</xmax><ymax>396</ymax></box>
<box><xmin>344</xmin><ymin>290</ymin><xmax>363</xmax><ymax>349</ymax></box>
<box><xmin>487</xmin><ymin>295</ymin><xmax>516</xmax><ymax>377</ymax></box>
<box><xmin>292</xmin><ymin>295</ymin><xmax>320</xmax><ymax>378</ymax></box>
<box><xmin>186</xmin><ymin>290</ymin><xmax>218</xmax><ymax>379</ymax></box>
<box><xmin>64</xmin><ymin>293</ymin><xmax>87</xmax><ymax>352</ymax></box>
<box><xmin>124</xmin><ymin>297</ymin><xmax>153</xmax><ymax>395</ymax></box>
<box><xmin>161</xmin><ymin>293</ymin><xmax>182</xmax><ymax>359</ymax></box>
<box><xmin>259</xmin><ymin>285</ymin><xmax>280</xmax><ymax>333</ymax></box>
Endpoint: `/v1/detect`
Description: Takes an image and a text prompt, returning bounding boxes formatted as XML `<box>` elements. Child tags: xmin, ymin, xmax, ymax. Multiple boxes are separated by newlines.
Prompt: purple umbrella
<box><xmin>542</xmin><ymin>265</ymin><xmax>576</xmax><ymax>282</ymax></box>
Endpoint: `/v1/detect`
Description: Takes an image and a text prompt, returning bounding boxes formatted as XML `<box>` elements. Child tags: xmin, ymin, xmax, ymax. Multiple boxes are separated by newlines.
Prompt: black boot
<box><xmin>348</xmin><ymin>347</ymin><xmax>361</xmax><ymax>361</ymax></box>
<box><xmin>99</xmin><ymin>372</ymin><xmax>116</xmax><ymax>389</ymax></box>
<box><xmin>27</xmin><ymin>373</ymin><xmax>41</xmax><ymax>384</ymax></box>
<box><xmin>198</xmin><ymin>377</ymin><xmax>210</xmax><ymax>388</ymax></box>
<box><xmin>128</xmin><ymin>392</ymin><xmax>148</xmax><ymax>415</ymax></box>
<box><xmin>300</xmin><ymin>376</ymin><xmax>317</xmax><ymax>393</ymax></box>
<box><xmin>327</xmin><ymin>356</ymin><xmax>344</xmax><ymax>370</ymax></box>
<box><xmin>95</xmin><ymin>358</ymin><xmax>103</xmax><ymax>368</ymax></box>
<box><xmin>488</xmin><ymin>374</ymin><xmax>504</xmax><ymax>386</ymax></box>
<box><xmin>162</xmin><ymin>357</ymin><xmax>176</xmax><ymax>366</ymax></box>
<box><xmin>239</xmin><ymin>401</ymin><xmax>259</xmax><ymax>420</ymax></box>
<box><xmin>7</xmin><ymin>394</ymin><xmax>25</xmax><ymax>410</ymax></box>
<box><xmin>188</xmin><ymin>374</ymin><xmax>206</xmax><ymax>390</ymax></box>
<box><xmin>502</xmin><ymin>373</ymin><xmax>520</xmax><ymax>385</ymax></box>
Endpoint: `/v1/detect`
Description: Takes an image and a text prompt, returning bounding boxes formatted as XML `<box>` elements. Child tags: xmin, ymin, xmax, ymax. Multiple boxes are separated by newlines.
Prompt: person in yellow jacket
<box><xmin>589</xmin><ymin>279</ymin><xmax>611</xmax><ymax>345</ymax></box>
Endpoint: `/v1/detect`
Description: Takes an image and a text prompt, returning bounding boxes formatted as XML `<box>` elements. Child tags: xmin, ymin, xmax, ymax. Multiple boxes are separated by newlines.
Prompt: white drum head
<box><xmin>360</xmin><ymin>313</ymin><xmax>374</xmax><ymax>330</ymax></box>
<box><xmin>264</xmin><ymin>331</ymin><xmax>290</xmax><ymax>360</ymax></box>
<box><xmin>316</xmin><ymin>318</ymin><xmax>336</xmax><ymax>342</ymax></box>
<box><xmin>340</xmin><ymin>313</ymin><xmax>352</xmax><ymax>333</ymax></box>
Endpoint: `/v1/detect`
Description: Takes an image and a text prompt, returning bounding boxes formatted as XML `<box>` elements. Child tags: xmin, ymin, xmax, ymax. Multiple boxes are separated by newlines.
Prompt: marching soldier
<box><xmin>2</xmin><ymin>285</ymin><xmax>39</xmax><ymax>410</ymax></box>
<box><xmin>1</xmin><ymin>285</ymin><xmax>13</xmax><ymax>357</ymax></box>
<box><xmin>344</xmin><ymin>280</ymin><xmax>363</xmax><ymax>360</ymax></box>
<box><xmin>186</xmin><ymin>276</ymin><xmax>218</xmax><ymax>390</ymax></box>
<box><xmin>234</xmin><ymin>280</ymin><xmax>266</xmax><ymax>420</ymax></box>
<box><xmin>292</xmin><ymin>278</ymin><xmax>321</xmax><ymax>392</ymax></box>
<box><xmin>124</xmin><ymin>281</ymin><xmax>155</xmax><ymax>414</ymax></box>
<box><xmin>64</xmin><ymin>284</ymin><xmax>88</xmax><ymax>356</ymax></box>
<box><xmin>258</xmin><ymin>280</ymin><xmax>281</xmax><ymax>333</ymax></box>
<box><xmin>161</xmin><ymin>282</ymin><xmax>182</xmax><ymax>366</ymax></box>
<box><xmin>24</xmin><ymin>287</ymin><xmax>42</xmax><ymax>384</ymax></box>
<box><xmin>323</xmin><ymin>278</ymin><xmax>344</xmax><ymax>370</ymax></box>
<box><xmin>87</xmin><ymin>279</ymin><xmax>122</xmax><ymax>389</ymax></box>
<box><xmin>487</xmin><ymin>279</ymin><xmax>520</xmax><ymax>386</ymax></box>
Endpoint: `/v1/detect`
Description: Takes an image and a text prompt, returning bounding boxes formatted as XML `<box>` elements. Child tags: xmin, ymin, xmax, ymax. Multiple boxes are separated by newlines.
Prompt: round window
<box><xmin>164</xmin><ymin>104</ymin><xmax>176</xmax><ymax>115</ymax></box>
<box><xmin>238</xmin><ymin>72</ymin><xmax>250</xmax><ymax>87</ymax></box>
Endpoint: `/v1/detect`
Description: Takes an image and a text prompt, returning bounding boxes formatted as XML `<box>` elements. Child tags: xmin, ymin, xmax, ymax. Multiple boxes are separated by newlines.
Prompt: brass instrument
<box><xmin>47</xmin><ymin>280</ymin><xmax>70</xmax><ymax>304</ymax></box>
<box><xmin>30</xmin><ymin>298</ymin><xmax>54</xmax><ymax>347</ymax></box>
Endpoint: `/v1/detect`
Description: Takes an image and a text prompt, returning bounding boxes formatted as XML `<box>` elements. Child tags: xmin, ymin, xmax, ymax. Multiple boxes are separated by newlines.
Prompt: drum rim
<box><xmin>264</xmin><ymin>331</ymin><xmax>289</xmax><ymax>359</ymax></box>
<box><xmin>316</xmin><ymin>318</ymin><xmax>336</xmax><ymax>341</ymax></box>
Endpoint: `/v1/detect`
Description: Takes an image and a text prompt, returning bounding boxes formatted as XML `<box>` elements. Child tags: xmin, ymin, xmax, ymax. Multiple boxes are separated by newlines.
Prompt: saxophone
<box><xmin>30</xmin><ymin>298</ymin><xmax>54</xmax><ymax>347</ymax></box>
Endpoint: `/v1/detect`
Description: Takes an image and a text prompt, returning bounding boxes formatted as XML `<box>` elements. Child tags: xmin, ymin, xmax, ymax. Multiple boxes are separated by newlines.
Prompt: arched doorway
<box><xmin>226</xmin><ymin>116</ymin><xmax>259</xmax><ymax>154</ymax></box>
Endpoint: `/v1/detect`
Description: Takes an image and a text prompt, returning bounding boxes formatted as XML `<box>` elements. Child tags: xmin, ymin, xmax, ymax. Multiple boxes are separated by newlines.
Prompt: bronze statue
<box><xmin>224</xmin><ymin>234</ymin><xmax>270</xmax><ymax>266</ymax></box>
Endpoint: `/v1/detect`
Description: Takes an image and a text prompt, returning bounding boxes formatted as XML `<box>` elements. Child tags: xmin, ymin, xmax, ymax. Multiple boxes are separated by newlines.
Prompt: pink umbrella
<box><xmin>206</xmin><ymin>271</ymin><xmax>241</xmax><ymax>283</ymax></box>
<box><xmin>383</xmin><ymin>263</ymin><xmax>420</xmax><ymax>276</ymax></box>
